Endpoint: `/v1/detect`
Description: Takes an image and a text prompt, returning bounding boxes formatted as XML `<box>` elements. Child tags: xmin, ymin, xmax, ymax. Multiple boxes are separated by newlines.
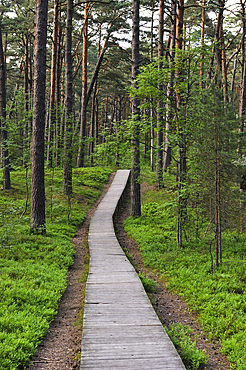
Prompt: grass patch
<box><xmin>0</xmin><ymin>166</ymin><xmax>112</xmax><ymax>370</ymax></box>
<box><xmin>166</xmin><ymin>323</ymin><xmax>208</xmax><ymax>370</ymax></box>
<box><xmin>138</xmin><ymin>272</ymin><xmax>158</xmax><ymax>293</ymax></box>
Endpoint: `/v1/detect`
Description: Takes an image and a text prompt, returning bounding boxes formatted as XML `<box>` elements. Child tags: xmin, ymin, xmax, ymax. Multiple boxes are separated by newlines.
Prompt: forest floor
<box><xmin>27</xmin><ymin>174</ymin><xmax>231</xmax><ymax>370</ymax></box>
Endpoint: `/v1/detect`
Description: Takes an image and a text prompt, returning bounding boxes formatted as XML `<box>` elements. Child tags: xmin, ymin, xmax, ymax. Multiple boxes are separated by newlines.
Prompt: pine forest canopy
<box><xmin>0</xmin><ymin>0</ymin><xmax>245</xmax><ymax>249</ymax></box>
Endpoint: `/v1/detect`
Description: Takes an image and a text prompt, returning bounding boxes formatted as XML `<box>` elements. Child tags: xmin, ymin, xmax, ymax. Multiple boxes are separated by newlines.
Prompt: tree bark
<box><xmin>77</xmin><ymin>2</ymin><xmax>89</xmax><ymax>168</ymax></box>
<box><xmin>176</xmin><ymin>0</ymin><xmax>187</xmax><ymax>247</ymax></box>
<box><xmin>0</xmin><ymin>19</ymin><xmax>11</xmax><ymax>190</ymax></box>
<box><xmin>164</xmin><ymin>0</ymin><xmax>176</xmax><ymax>171</ymax></box>
<box><xmin>200</xmin><ymin>0</ymin><xmax>205</xmax><ymax>90</ymax></box>
<box><xmin>156</xmin><ymin>0</ymin><xmax>164</xmax><ymax>188</ymax></box>
<box><xmin>47</xmin><ymin>0</ymin><xmax>59</xmax><ymax>168</ymax></box>
<box><xmin>239</xmin><ymin>0</ymin><xmax>246</xmax><ymax>150</ymax></box>
<box><xmin>131</xmin><ymin>0</ymin><xmax>141</xmax><ymax>217</ymax></box>
<box><xmin>55</xmin><ymin>9</ymin><xmax>63</xmax><ymax>167</ymax></box>
<box><xmin>31</xmin><ymin>0</ymin><xmax>48</xmax><ymax>234</ymax></box>
<box><xmin>63</xmin><ymin>0</ymin><xmax>73</xmax><ymax>196</ymax></box>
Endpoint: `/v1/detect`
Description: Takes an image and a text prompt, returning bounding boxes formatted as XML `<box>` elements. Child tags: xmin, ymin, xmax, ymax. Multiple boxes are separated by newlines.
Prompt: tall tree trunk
<box><xmin>24</xmin><ymin>32</ymin><xmax>29</xmax><ymax>112</ymax></box>
<box><xmin>88</xmin><ymin>80</ymin><xmax>97</xmax><ymax>165</ymax></box>
<box><xmin>239</xmin><ymin>0</ymin><xmax>246</xmax><ymax>153</ymax></box>
<box><xmin>176</xmin><ymin>0</ymin><xmax>187</xmax><ymax>247</ymax></box>
<box><xmin>164</xmin><ymin>0</ymin><xmax>176</xmax><ymax>171</ymax></box>
<box><xmin>214</xmin><ymin>0</ymin><xmax>224</xmax><ymax>71</ymax></box>
<box><xmin>22</xmin><ymin>31</ymin><xmax>30</xmax><ymax>165</ymax></box>
<box><xmin>31</xmin><ymin>0</ymin><xmax>48</xmax><ymax>234</ymax></box>
<box><xmin>55</xmin><ymin>13</ymin><xmax>63</xmax><ymax>167</ymax></box>
<box><xmin>77</xmin><ymin>2</ymin><xmax>89</xmax><ymax>168</ymax></box>
<box><xmin>150</xmin><ymin>0</ymin><xmax>155</xmax><ymax>171</ymax></box>
<box><xmin>63</xmin><ymin>0</ymin><xmax>73</xmax><ymax>196</ymax></box>
<box><xmin>0</xmin><ymin>20</ymin><xmax>11</xmax><ymax>190</ymax></box>
<box><xmin>47</xmin><ymin>0</ymin><xmax>59</xmax><ymax>168</ymax></box>
<box><xmin>200</xmin><ymin>0</ymin><xmax>205</xmax><ymax>90</ymax></box>
<box><xmin>116</xmin><ymin>94</ymin><xmax>121</xmax><ymax>167</ymax></box>
<box><xmin>230</xmin><ymin>56</ymin><xmax>238</xmax><ymax>98</ymax></box>
<box><xmin>214</xmin><ymin>119</ymin><xmax>222</xmax><ymax>265</ymax></box>
<box><xmin>156</xmin><ymin>0</ymin><xmax>164</xmax><ymax>188</ymax></box>
<box><xmin>131</xmin><ymin>0</ymin><xmax>141</xmax><ymax>217</ymax></box>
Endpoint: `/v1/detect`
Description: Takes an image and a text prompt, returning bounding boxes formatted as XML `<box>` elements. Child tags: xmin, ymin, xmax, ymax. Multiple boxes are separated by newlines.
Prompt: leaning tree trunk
<box><xmin>63</xmin><ymin>0</ymin><xmax>73</xmax><ymax>196</ymax></box>
<box><xmin>131</xmin><ymin>0</ymin><xmax>141</xmax><ymax>217</ymax></box>
<box><xmin>0</xmin><ymin>20</ymin><xmax>11</xmax><ymax>190</ymax></box>
<box><xmin>31</xmin><ymin>0</ymin><xmax>48</xmax><ymax>234</ymax></box>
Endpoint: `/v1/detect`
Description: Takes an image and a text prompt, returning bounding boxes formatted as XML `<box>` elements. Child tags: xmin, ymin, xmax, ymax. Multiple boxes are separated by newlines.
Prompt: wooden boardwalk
<box><xmin>80</xmin><ymin>170</ymin><xmax>186</xmax><ymax>370</ymax></box>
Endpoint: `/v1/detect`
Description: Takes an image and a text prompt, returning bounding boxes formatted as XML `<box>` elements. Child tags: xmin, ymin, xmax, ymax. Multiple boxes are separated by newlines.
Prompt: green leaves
<box><xmin>166</xmin><ymin>323</ymin><xmax>208</xmax><ymax>370</ymax></box>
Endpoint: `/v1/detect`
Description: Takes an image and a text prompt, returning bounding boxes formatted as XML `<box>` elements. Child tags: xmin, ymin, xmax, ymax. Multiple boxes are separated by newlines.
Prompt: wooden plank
<box><xmin>80</xmin><ymin>170</ymin><xmax>186</xmax><ymax>370</ymax></box>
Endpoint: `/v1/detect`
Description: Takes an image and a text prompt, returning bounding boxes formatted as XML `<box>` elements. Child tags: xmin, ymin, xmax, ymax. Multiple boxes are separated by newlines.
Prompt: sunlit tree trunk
<box><xmin>176</xmin><ymin>0</ymin><xmax>187</xmax><ymax>247</ymax></box>
<box><xmin>131</xmin><ymin>0</ymin><xmax>141</xmax><ymax>217</ymax></box>
<box><xmin>31</xmin><ymin>0</ymin><xmax>48</xmax><ymax>234</ymax></box>
<box><xmin>77</xmin><ymin>2</ymin><xmax>89</xmax><ymax>167</ymax></box>
<box><xmin>0</xmin><ymin>20</ymin><xmax>11</xmax><ymax>190</ymax></box>
<box><xmin>55</xmin><ymin>10</ymin><xmax>63</xmax><ymax>167</ymax></box>
<box><xmin>47</xmin><ymin>0</ymin><xmax>59</xmax><ymax>168</ymax></box>
<box><xmin>150</xmin><ymin>0</ymin><xmax>155</xmax><ymax>172</ymax></box>
<box><xmin>200</xmin><ymin>0</ymin><xmax>205</xmax><ymax>90</ymax></box>
<box><xmin>156</xmin><ymin>0</ymin><xmax>164</xmax><ymax>188</ymax></box>
<box><xmin>63</xmin><ymin>0</ymin><xmax>73</xmax><ymax>196</ymax></box>
<box><xmin>214</xmin><ymin>119</ymin><xmax>222</xmax><ymax>265</ymax></box>
<box><xmin>239</xmin><ymin>0</ymin><xmax>246</xmax><ymax>153</ymax></box>
<box><xmin>164</xmin><ymin>0</ymin><xmax>176</xmax><ymax>171</ymax></box>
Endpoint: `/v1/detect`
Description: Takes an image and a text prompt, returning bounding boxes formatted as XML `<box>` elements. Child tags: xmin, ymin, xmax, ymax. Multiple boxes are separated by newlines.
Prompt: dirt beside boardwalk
<box><xmin>27</xmin><ymin>174</ymin><xmax>231</xmax><ymax>370</ymax></box>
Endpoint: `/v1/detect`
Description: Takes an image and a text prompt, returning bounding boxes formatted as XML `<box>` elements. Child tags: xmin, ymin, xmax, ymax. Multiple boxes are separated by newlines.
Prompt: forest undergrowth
<box><xmin>123</xmin><ymin>169</ymin><xmax>246</xmax><ymax>370</ymax></box>
<box><xmin>0</xmin><ymin>167</ymin><xmax>112</xmax><ymax>370</ymax></box>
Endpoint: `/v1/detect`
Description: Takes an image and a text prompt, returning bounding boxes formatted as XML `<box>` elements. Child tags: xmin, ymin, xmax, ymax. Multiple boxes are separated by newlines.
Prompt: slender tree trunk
<box><xmin>221</xmin><ymin>32</ymin><xmax>228</xmax><ymax>102</ymax></box>
<box><xmin>22</xmin><ymin>31</ymin><xmax>30</xmax><ymax>165</ymax></box>
<box><xmin>63</xmin><ymin>0</ymin><xmax>73</xmax><ymax>196</ymax></box>
<box><xmin>56</xmin><ymin>14</ymin><xmax>63</xmax><ymax>166</ymax></box>
<box><xmin>0</xmin><ymin>20</ymin><xmax>11</xmax><ymax>189</ymax></box>
<box><xmin>131</xmin><ymin>0</ymin><xmax>141</xmax><ymax>217</ymax></box>
<box><xmin>164</xmin><ymin>0</ymin><xmax>176</xmax><ymax>171</ymax></box>
<box><xmin>239</xmin><ymin>0</ymin><xmax>246</xmax><ymax>152</ymax></box>
<box><xmin>176</xmin><ymin>0</ymin><xmax>187</xmax><ymax>247</ymax></box>
<box><xmin>24</xmin><ymin>32</ymin><xmax>29</xmax><ymax>113</ymax></box>
<box><xmin>47</xmin><ymin>0</ymin><xmax>59</xmax><ymax>168</ymax></box>
<box><xmin>200</xmin><ymin>0</ymin><xmax>205</xmax><ymax>90</ymax></box>
<box><xmin>156</xmin><ymin>0</ymin><xmax>164</xmax><ymax>188</ymax></box>
<box><xmin>116</xmin><ymin>94</ymin><xmax>121</xmax><ymax>166</ymax></box>
<box><xmin>77</xmin><ymin>2</ymin><xmax>89</xmax><ymax>167</ymax></box>
<box><xmin>150</xmin><ymin>0</ymin><xmax>155</xmax><ymax>171</ymax></box>
<box><xmin>214</xmin><ymin>120</ymin><xmax>222</xmax><ymax>265</ymax></box>
<box><xmin>230</xmin><ymin>57</ymin><xmax>237</xmax><ymax>97</ymax></box>
<box><xmin>31</xmin><ymin>0</ymin><xmax>48</xmax><ymax>233</ymax></box>
<box><xmin>88</xmin><ymin>80</ymin><xmax>97</xmax><ymax>165</ymax></box>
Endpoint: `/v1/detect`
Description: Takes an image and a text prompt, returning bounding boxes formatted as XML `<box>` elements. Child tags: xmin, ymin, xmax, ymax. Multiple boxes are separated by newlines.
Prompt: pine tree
<box><xmin>30</xmin><ymin>0</ymin><xmax>48</xmax><ymax>234</ymax></box>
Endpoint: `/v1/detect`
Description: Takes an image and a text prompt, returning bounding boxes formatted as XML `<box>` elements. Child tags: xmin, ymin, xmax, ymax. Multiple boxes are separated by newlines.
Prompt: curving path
<box><xmin>80</xmin><ymin>170</ymin><xmax>186</xmax><ymax>370</ymax></box>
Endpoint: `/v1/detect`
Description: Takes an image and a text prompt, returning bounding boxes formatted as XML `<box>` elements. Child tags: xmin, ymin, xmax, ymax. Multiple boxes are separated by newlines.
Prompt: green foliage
<box><xmin>166</xmin><ymin>323</ymin><xmax>208</xmax><ymax>370</ymax></box>
<box><xmin>0</xmin><ymin>166</ymin><xmax>112</xmax><ymax>369</ymax></box>
<box><xmin>138</xmin><ymin>272</ymin><xmax>158</xmax><ymax>293</ymax></box>
<box><xmin>123</xmin><ymin>173</ymin><xmax>246</xmax><ymax>370</ymax></box>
